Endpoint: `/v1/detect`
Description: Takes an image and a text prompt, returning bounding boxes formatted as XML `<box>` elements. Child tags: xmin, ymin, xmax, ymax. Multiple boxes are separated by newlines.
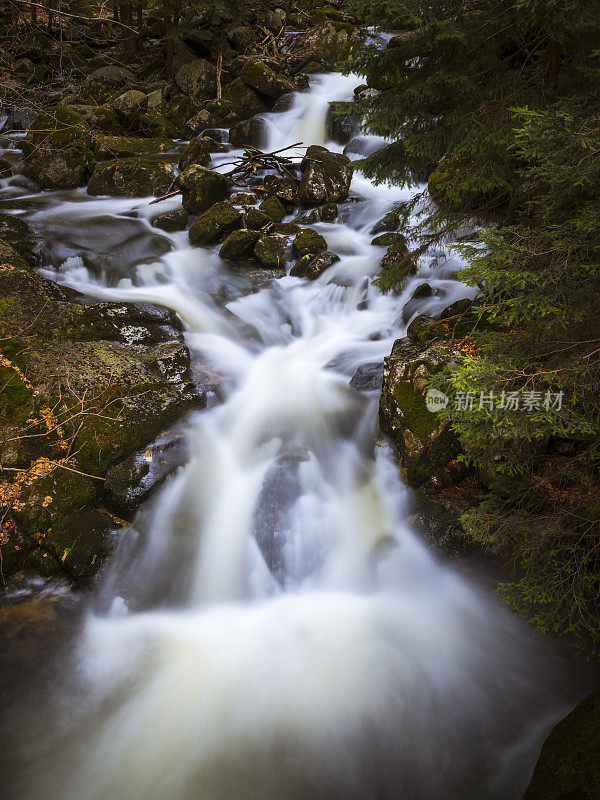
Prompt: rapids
<box><xmin>1</xmin><ymin>72</ymin><xmax>590</xmax><ymax>800</ymax></box>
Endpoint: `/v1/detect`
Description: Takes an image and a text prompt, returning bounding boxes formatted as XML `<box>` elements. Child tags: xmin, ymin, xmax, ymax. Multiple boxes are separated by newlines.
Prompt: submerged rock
<box><xmin>87</xmin><ymin>157</ymin><xmax>175</xmax><ymax>197</ymax></box>
<box><xmin>177</xmin><ymin>164</ymin><xmax>231</xmax><ymax>214</ymax></box>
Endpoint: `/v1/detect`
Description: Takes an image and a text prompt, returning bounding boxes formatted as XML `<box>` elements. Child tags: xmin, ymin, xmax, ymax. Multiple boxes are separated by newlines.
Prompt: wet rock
<box><xmin>380</xmin><ymin>238</ymin><xmax>414</xmax><ymax>282</ymax></box>
<box><xmin>254</xmin><ymin>233</ymin><xmax>290</xmax><ymax>268</ymax></box>
<box><xmin>0</xmin><ymin>213</ymin><xmax>37</xmax><ymax>263</ymax></box>
<box><xmin>270</xmin><ymin>222</ymin><xmax>301</xmax><ymax>235</ymax></box>
<box><xmin>290</xmin><ymin>250</ymin><xmax>339</xmax><ymax>280</ymax></box>
<box><xmin>0</xmin><ymin>236</ymin><xmax>29</xmax><ymax>270</ymax></box>
<box><xmin>297</xmin><ymin>145</ymin><xmax>352</xmax><ymax>205</ymax></box>
<box><xmin>176</xmin><ymin>164</ymin><xmax>231</xmax><ymax>214</ymax></box>
<box><xmin>410</xmin><ymin>283</ymin><xmax>434</xmax><ymax>300</ymax></box>
<box><xmin>379</xmin><ymin>337</ymin><xmax>462</xmax><ymax>486</ymax></box>
<box><xmin>321</xmin><ymin>203</ymin><xmax>338</xmax><ymax>221</ymax></box>
<box><xmin>229</xmin><ymin>117</ymin><xmax>267</xmax><ymax>148</ymax></box>
<box><xmin>245</xmin><ymin>207</ymin><xmax>272</xmax><ymax>229</ymax></box>
<box><xmin>440</xmin><ymin>298</ymin><xmax>473</xmax><ymax>320</ymax></box>
<box><xmin>271</xmin><ymin>92</ymin><xmax>296</xmax><ymax>112</ymax></box>
<box><xmin>111</xmin><ymin>89</ymin><xmax>148</xmax><ymax>130</ymax></box>
<box><xmin>87</xmin><ymin>157</ymin><xmax>175</xmax><ymax>197</ymax></box>
<box><xmin>293</xmin><ymin>228</ymin><xmax>327</xmax><ymax>256</ymax></box>
<box><xmin>230</xmin><ymin>191</ymin><xmax>258</xmax><ymax>206</ymax></box>
<box><xmin>292</xmin><ymin>22</ymin><xmax>362</xmax><ymax>69</ymax></box>
<box><xmin>524</xmin><ymin>691</ymin><xmax>600</xmax><ymax>800</ymax></box>
<box><xmin>239</xmin><ymin>60</ymin><xmax>295</xmax><ymax>99</ymax></box>
<box><xmin>295</xmin><ymin>208</ymin><xmax>321</xmax><ymax>224</ymax></box>
<box><xmin>259</xmin><ymin>195</ymin><xmax>287</xmax><ymax>222</ymax></box>
<box><xmin>175</xmin><ymin>58</ymin><xmax>217</xmax><ymax>100</ymax></box>
<box><xmin>93</xmin><ymin>135</ymin><xmax>174</xmax><ymax>160</ymax></box>
<box><xmin>23</xmin><ymin>107</ymin><xmax>93</xmax><ymax>190</ymax></box>
<box><xmin>152</xmin><ymin>208</ymin><xmax>188</xmax><ymax>232</ymax></box>
<box><xmin>371</xmin><ymin>231</ymin><xmax>407</xmax><ymax>247</ymax></box>
<box><xmin>64</xmin><ymin>103</ymin><xmax>121</xmax><ymax>134</ymax></box>
<box><xmin>344</xmin><ymin>135</ymin><xmax>385</xmax><ymax>159</ymax></box>
<box><xmin>188</xmin><ymin>200</ymin><xmax>242</xmax><ymax>246</ymax></box>
<box><xmin>264</xmin><ymin>176</ymin><xmax>299</xmax><ymax>204</ymax></box>
<box><xmin>350</xmin><ymin>362</ymin><xmax>384</xmax><ymax>392</ymax></box>
<box><xmin>370</xmin><ymin>205</ymin><xmax>407</xmax><ymax>235</ymax></box>
<box><xmin>326</xmin><ymin>101</ymin><xmax>359</xmax><ymax>145</ymax></box>
<box><xmin>222</xmin><ymin>77</ymin><xmax>266</xmax><ymax>119</ymax></box>
<box><xmin>178</xmin><ymin>137</ymin><xmax>212</xmax><ymax>171</ymax></box>
<box><xmin>219</xmin><ymin>228</ymin><xmax>259</xmax><ymax>260</ymax></box>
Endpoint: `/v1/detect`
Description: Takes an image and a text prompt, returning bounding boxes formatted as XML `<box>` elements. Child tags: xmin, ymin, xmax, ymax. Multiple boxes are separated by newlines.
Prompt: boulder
<box><xmin>186</xmin><ymin>99</ymin><xmax>238</xmax><ymax>132</ymax></box>
<box><xmin>292</xmin><ymin>22</ymin><xmax>361</xmax><ymax>69</ymax></box>
<box><xmin>229</xmin><ymin>117</ymin><xmax>267</xmax><ymax>148</ymax></box>
<box><xmin>293</xmin><ymin>228</ymin><xmax>327</xmax><ymax>256</ymax></box>
<box><xmin>239</xmin><ymin>60</ymin><xmax>295</xmax><ymax>99</ymax></box>
<box><xmin>370</xmin><ymin>204</ymin><xmax>407</xmax><ymax>235</ymax></box>
<box><xmin>176</xmin><ymin>165</ymin><xmax>231</xmax><ymax>213</ymax></box>
<box><xmin>175</xmin><ymin>59</ymin><xmax>217</xmax><ymax>100</ymax></box>
<box><xmin>264</xmin><ymin>176</ymin><xmax>299</xmax><ymax>204</ymax></box>
<box><xmin>0</xmin><ymin>214</ymin><xmax>37</xmax><ymax>264</ymax></box>
<box><xmin>152</xmin><ymin>208</ymin><xmax>188</xmax><ymax>232</ymax></box>
<box><xmin>524</xmin><ymin>691</ymin><xmax>600</xmax><ymax>800</ymax></box>
<box><xmin>64</xmin><ymin>103</ymin><xmax>121</xmax><ymax>134</ymax></box>
<box><xmin>81</xmin><ymin>65</ymin><xmax>136</xmax><ymax>102</ymax></box>
<box><xmin>380</xmin><ymin>238</ymin><xmax>414</xmax><ymax>282</ymax></box>
<box><xmin>219</xmin><ymin>229</ymin><xmax>259</xmax><ymax>260</ymax></box>
<box><xmin>111</xmin><ymin>89</ymin><xmax>148</xmax><ymax>130</ymax></box>
<box><xmin>87</xmin><ymin>157</ymin><xmax>175</xmax><ymax>197</ymax></box>
<box><xmin>0</xmin><ymin>237</ymin><xmax>30</xmax><ymax>270</ymax></box>
<box><xmin>181</xmin><ymin>28</ymin><xmax>214</xmax><ymax>57</ymax></box>
<box><xmin>259</xmin><ymin>196</ymin><xmax>287</xmax><ymax>222</ymax></box>
<box><xmin>297</xmin><ymin>145</ymin><xmax>352</xmax><ymax>205</ymax></box>
<box><xmin>379</xmin><ymin>337</ymin><xmax>462</xmax><ymax>487</ymax></box>
<box><xmin>290</xmin><ymin>250</ymin><xmax>339</xmax><ymax>280</ymax></box>
<box><xmin>327</xmin><ymin>101</ymin><xmax>359</xmax><ymax>145</ymax></box>
<box><xmin>23</xmin><ymin>107</ymin><xmax>94</xmax><ymax>190</ymax></box>
<box><xmin>222</xmin><ymin>77</ymin><xmax>266</xmax><ymax>119</ymax></box>
<box><xmin>178</xmin><ymin>137</ymin><xmax>212</xmax><ymax>171</ymax></box>
<box><xmin>188</xmin><ymin>201</ymin><xmax>241</xmax><ymax>246</ymax></box>
<box><xmin>372</xmin><ymin>231</ymin><xmax>406</xmax><ymax>247</ymax></box>
<box><xmin>245</xmin><ymin>207</ymin><xmax>272</xmax><ymax>229</ymax></box>
<box><xmin>254</xmin><ymin>233</ymin><xmax>289</xmax><ymax>268</ymax></box>
<box><xmin>93</xmin><ymin>135</ymin><xmax>174</xmax><ymax>160</ymax></box>
<box><xmin>228</xmin><ymin>26</ymin><xmax>258</xmax><ymax>54</ymax></box>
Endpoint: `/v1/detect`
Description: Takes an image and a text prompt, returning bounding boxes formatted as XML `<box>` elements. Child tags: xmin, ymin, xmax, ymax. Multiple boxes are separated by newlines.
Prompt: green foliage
<box><xmin>354</xmin><ymin>0</ymin><xmax>600</xmax><ymax>653</ymax></box>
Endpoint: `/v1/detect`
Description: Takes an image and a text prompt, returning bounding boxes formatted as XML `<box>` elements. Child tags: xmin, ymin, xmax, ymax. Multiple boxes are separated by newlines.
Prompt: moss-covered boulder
<box><xmin>292</xmin><ymin>22</ymin><xmax>362</xmax><ymax>69</ymax></box>
<box><xmin>229</xmin><ymin>117</ymin><xmax>267</xmax><ymax>148</ymax></box>
<box><xmin>290</xmin><ymin>250</ymin><xmax>339</xmax><ymax>280</ymax></box>
<box><xmin>175</xmin><ymin>58</ymin><xmax>217</xmax><ymax>100</ymax></box>
<box><xmin>245</xmin><ymin>207</ymin><xmax>272</xmax><ymax>229</ymax></box>
<box><xmin>186</xmin><ymin>99</ymin><xmax>239</xmax><ymax>133</ymax></box>
<box><xmin>87</xmin><ymin>157</ymin><xmax>175</xmax><ymax>197</ymax></box>
<box><xmin>379</xmin><ymin>237</ymin><xmax>414</xmax><ymax>283</ymax></box>
<box><xmin>379</xmin><ymin>337</ymin><xmax>462</xmax><ymax>487</ymax></box>
<box><xmin>0</xmin><ymin>237</ymin><xmax>30</xmax><ymax>270</ymax></box>
<box><xmin>93</xmin><ymin>135</ymin><xmax>174</xmax><ymax>160</ymax></box>
<box><xmin>152</xmin><ymin>207</ymin><xmax>188</xmax><ymax>232</ymax></box>
<box><xmin>264</xmin><ymin>175</ymin><xmax>299</xmax><ymax>204</ymax></box>
<box><xmin>111</xmin><ymin>89</ymin><xmax>148</xmax><ymax>130</ymax></box>
<box><xmin>259</xmin><ymin>195</ymin><xmax>287</xmax><ymax>222</ymax></box>
<box><xmin>239</xmin><ymin>60</ymin><xmax>295</xmax><ymax>99</ymax></box>
<box><xmin>297</xmin><ymin>145</ymin><xmax>352</xmax><ymax>205</ymax></box>
<box><xmin>254</xmin><ymin>233</ymin><xmax>290</xmax><ymax>268</ymax></box>
<box><xmin>0</xmin><ymin>214</ymin><xmax>36</xmax><ymax>264</ymax></box>
<box><xmin>189</xmin><ymin>201</ymin><xmax>241</xmax><ymax>246</ymax></box>
<box><xmin>23</xmin><ymin>107</ymin><xmax>94</xmax><ymax>189</ymax></box>
<box><xmin>177</xmin><ymin>164</ymin><xmax>231</xmax><ymax>214</ymax></box>
<box><xmin>222</xmin><ymin>77</ymin><xmax>267</xmax><ymax>118</ymax></box>
<box><xmin>178</xmin><ymin>137</ymin><xmax>212</xmax><ymax>171</ymax></box>
<box><xmin>524</xmin><ymin>692</ymin><xmax>600</xmax><ymax>800</ymax></box>
<box><xmin>293</xmin><ymin>228</ymin><xmax>327</xmax><ymax>257</ymax></box>
<box><xmin>64</xmin><ymin>104</ymin><xmax>121</xmax><ymax>134</ymax></box>
<box><xmin>219</xmin><ymin>229</ymin><xmax>260</xmax><ymax>260</ymax></box>
<box><xmin>80</xmin><ymin>65</ymin><xmax>136</xmax><ymax>103</ymax></box>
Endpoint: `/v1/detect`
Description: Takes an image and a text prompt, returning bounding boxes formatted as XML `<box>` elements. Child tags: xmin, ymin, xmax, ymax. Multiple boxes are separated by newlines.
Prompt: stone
<box><xmin>321</xmin><ymin>203</ymin><xmax>338</xmax><ymax>221</ymax></box>
<box><xmin>379</xmin><ymin>337</ymin><xmax>463</xmax><ymax>487</ymax></box>
<box><xmin>524</xmin><ymin>691</ymin><xmax>600</xmax><ymax>800</ymax></box>
<box><xmin>292</xmin><ymin>22</ymin><xmax>361</xmax><ymax>69</ymax></box>
<box><xmin>219</xmin><ymin>229</ymin><xmax>260</xmax><ymax>260</ymax></box>
<box><xmin>297</xmin><ymin>145</ymin><xmax>352</xmax><ymax>205</ymax></box>
<box><xmin>0</xmin><ymin>214</ymin><xmax>37</xmax><ymax>263</ymax></box>
<box><xmin>370</xmin><ymin>205</ymin><xmax>407</xmax><ymax>235</ymax></box>
<box><xmin>222</xmin><ymin>77</ymin><xmax>266</xmax><ymax>119</ymax></box>
<box><xmin>239</xmin><ymin>60</ymin><xmax>295</xmax><ymax>99</ymax></box>
<box><xmin>176</xmin><ymin>165</ymin><xmax>231</xmax><ymax>214</ymax></box>
<box><xmin>175</xmin><ymin>59</ymin><xmax>217</xmax><ymax>100</ymax></box>
<box><xmin>290</xmin><ymin>250</ymin><xmax>339</xmax><ymax>280</ymax></box>
<box><xmin>259</xmin><ymin>196</ymin><xmax>287</xmax><ymax>222</ymax></box>
<box><xmin>380</xmin><ymin>238</ymin><xmax>413</xmax><ymax>282</ymax></box>
<box><xmin>23</xmin><ymin>107</ymin><xmax>94</xmax><ymax>190</ymax></box>
<box><xmin>64</xmin><ymin>103</ymin><xmax>121</xmax><ymax>133</ymax></box>
<box><xmin>264</xmin><ymin>176</ymin><xmax>299</xmax><ymax>204</ymax></box>
<box><xmin>152</xmin><ymin>208</ymin><xmax>188</xmax><ymax>232</ymax></box>
<box><xmin>178</xmin><ymin>137</ymin><xmax>212</xmax><ymax>171</ymax></box>
<box><xmin>293</xmin><ymin>228</ymin><xmax>327</xmax><ymax>256</ymax></box>
<box><xmin>188</xmin><ymin>201</ymin><xmax>242</xmax><ymax>246</ymax></box>
<box><xmin>245</xmin><ymin>207</ymin><xmax>272</xmax><ymax>229</ymax></box>
<box><xmin>111</xmin><ymin>89</ymin><xmax>148</xmax><ymax>130</ymax></box>
<box><xmin>350</xmin><ymin>362</ymin><xmax>384</xmax><ymax>392</ymax></box>
<box><xmin>93</xmin><ymin>135</ymin><xmax>174</xmax><ymax>160</ymax></box>
<box><xmin>229</xmin><ymin>117</ymin><xmax>267</xmax><ymax>148</ymax></box>
<box><xmin>326</xmin><ymin>101</ymin><xmax>359</xmax><ymax>145</ymax></box>
<box><xmin>254</xmin><ymin>233</ymin><xmax>289</xmax><ymax>268</ymax></box>
<box><xmin>82</xmin><ymin>65</ymin><xmax>136</xmax><ymax>102</ymax></box>
<box><xmin>371</xmin><ymin>231</ymin><xmax>407</xmax><ymax>247</ymax></box>
<box><xmin>410</xmin><ymin>283</ymin><xmax>434</xmax><ymax>300</ymax></box>
<box><xmin>87</xmin><ymin>158</ymin><xmax>175</xmax><ymax>197</ymax></box>
<box><xmin>0</xmin><ymin>237</ymin><xmax>29</xmax><ymax>270</ymax></box>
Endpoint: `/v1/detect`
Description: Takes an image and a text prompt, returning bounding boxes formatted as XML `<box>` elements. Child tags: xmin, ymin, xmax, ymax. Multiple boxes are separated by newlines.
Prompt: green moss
<box><xmin>293</xmin><ymin>228</ymin><xmax>328</xmax><ymax>256</ymax></box>
<box><xmin>259</xmin><ymin>196</ymin><xmax>286</xmax><ymax>222</ymax></box>
<box><xmin>393</xmin><ymin>381</ymin><xmax>438</xmax><ymax>442</ymax></box>
<box><xmin>188</xmin><ymin>201</ymin><xmax>241</xmax><ymax>246</ymax></box>
<box><xmin>87</xmin><ymin>157</ymin><xmax>175</xmax><ymax>197</ymax></box>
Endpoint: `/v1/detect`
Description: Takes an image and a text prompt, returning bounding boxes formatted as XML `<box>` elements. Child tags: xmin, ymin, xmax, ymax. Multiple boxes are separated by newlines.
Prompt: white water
<box><xmin>3</xmin><ymin>73</ymin><xmax>580</xmax><ymax>800</ymax></box>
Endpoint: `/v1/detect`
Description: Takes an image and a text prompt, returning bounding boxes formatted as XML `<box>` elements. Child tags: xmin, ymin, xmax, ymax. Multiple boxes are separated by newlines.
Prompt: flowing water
<box><xmin>1</xmin><ymin>72</ymin><xmax>594</xmax><ymax>800</ymax></box>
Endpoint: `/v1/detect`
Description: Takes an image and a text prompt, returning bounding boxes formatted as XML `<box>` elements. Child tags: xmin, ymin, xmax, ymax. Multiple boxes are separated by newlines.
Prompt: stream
<box><xmin>1</xmin><ymin>71</ymin><xmax>594</xmax><ymax>800</ymax></box>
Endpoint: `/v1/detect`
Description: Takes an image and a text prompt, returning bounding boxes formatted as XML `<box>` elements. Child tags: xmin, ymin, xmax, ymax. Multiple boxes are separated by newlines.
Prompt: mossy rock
<box><xmin>524</xmin><ymin>691</ymin><xmax>600</xmax><ymax>800</ymax></box>
<box><xmin>239</xmin><ymin>60</ymin><xmax>295</xmax><ymax>99</ymax></box>
<box><xmin>64</xmin><ymin>104</ymin><xmax>121</xmax><ymax>134</ymax></box>
<box><xmin>0</xmin><ymin>237</ymin><xmax>30</xmax><ymax>270</ymax></box>
<box><xmin>152</xmin><ymin>208</ymin><xmax>188</xmax><ymax>232</ymax></box>
<box><xmin>0</xmin><ymin>214</ymin><xmax>36</xmax><ymax>263</ymax></box>
<box><xmin>178</xmin><ymin>137</ymin><xmax>212</xmax><ymax>171</ymax></box>
<box><xmin>370</xmin><ymin>204</ymin><xmax>407</xmax><ymax>235</ymax></box>
<box><xmin>379</xmin><ymin>337</ymin><xmax>462</xmax><ymax>487</ymax></box>
<box><xmin>175</xmin><ymin>59</ymin><xmax>217</xmax><ymax>100</ymax></box>
<box><xmin>93</xmin><ymin>135</ymin><xmax>174</xmax><ymax>160</ymax></box>
<box><xmin>222</xmin><ymin>77</ymin><xmax>267</xmax><ymax>118</ymax></box>
<box><xmin>219</xmin><ymin>229</ymin><xmax>259</xmax><ymax>260</ymax></box>
<box><xmin>254</xmin><ymin>233</ymin><xmax>290</xmax><ymax>268</ymax></box>
<box><xmin>177</xmin><ymin>164</ymin><xmax>231</xmax><ymax>214</ymax></box>
<box><xmin>245</xmin><ymin>207</ymin><xmax>272</xmax><ymax>229</ymax></box>
<box><xmin>188</xmin><ymin>201</ymin><xmax>241</xmax><ymax>246</ymax></box>
<box><xmin>297</xmin><ymin>145</ymin><xmax>352</xmax><ymax>205</ymax></box>
<box><xmin>259</xmin><ymin>196</ymin><xmax>287</xmax><ymax>222</ymax></box>
<box><xmin>23</xmin><ymin>107</ymin><xmax>94</xmax><ymax>189</ymax></box>
<box><xmin>87</xmin><ymin>157</ymin><xmax>175</xmax><ymax>197</ymax></box>
<box><xmin>293</xmin><ymin>228</ymin><xmax>327</xmax><ymax>256</ymax></box>
<box><xmin>186</xmin><ymin>99</ymin><xmax>239</xmax><ymax>133</ymax></box>
<box><xmin>290</xmin><ymin>250</ymin><xmax>340</xmax><ymax>280</ymax></box>
<box><xmin>372</xmin><ymin>232</ymin><xmax>407</xmax><ymax>247</ymax></box>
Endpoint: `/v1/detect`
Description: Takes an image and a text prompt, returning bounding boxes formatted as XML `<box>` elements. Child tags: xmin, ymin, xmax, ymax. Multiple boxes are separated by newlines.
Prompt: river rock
<box><xmin>379</xmin><ymin>337</ymin><xmax>462</xmax><ymax>486</ymax></box>
<box><xmin>245</xmin><ymin>207</ymin><xmax>272</xmax><ymax>229</ymax></box>
<box><xmin>264</xmin><ymin>176</ymin><xmax>299</xmax><ymax>204</ymax></box>
<box><xmin>93</xmin><ymin>135</ymin><xmax>174</xmax><ymax>160</ymax></box>
<box><xmin>219</xmin><ymin>229</ymin><xmax>260</xmax><ymax>260</ymax></box>
<box><xmin>87</xmin><ymin>158</ymin><xmax>175</xmax><ymax>197</ymax></box>
<box><xmin>524</xmin><ymin>691</ymin><xmax>600</xmax><ymax>800</ymax></box>
<box><xmin>293</xmin><ymin>228</ymin><xmax>327</xmax><ymax>256</ymax></box>
<box><xmin>254</xmin><ymin>233</ymin><xmax>289</xmax><ymax>268</ymax></box>
<box><xmin>152</xmin><ymin>208</ymin><xmax>188</xmax><ymax>232</ymax></box>
<box><xmin>259</xmin><ymin>196</ymin><xmax>287</xmax><ymax>222</ymax></box>
<box><xmin>0</xmin><ymin>213</ymin><xmax>37</xmax><ymax>263</ymax></box>
<box><xmin>290</xmin><ymin>250</ymin><xmax>340</xmax><ymax>280</ymax></box>
<box><xmin>239</xmin><ymin>60</ymin><xmax>295</xmax><ymax>99</ymax></box>
<box><xmin>175</xmin><ymin>59</ymin><xmax>217</xmax><ymax>100</ymax></box>
<box><xmin>23</xmin><ymin>107</ymin><xmax>94</xmax><ymax>190</ymax></box>
<box><xmin>229</xmin><ymin>117</ymin><xmax>267</xmax><ymax>148</ymax></box>
<box><xmin>178</xmin><ymin>137</ymin><xmax>212</xmax><ymax>170</ymax></box>
<box><xmin>326</xmin><ymin>102</ymin><xmax>359</xmax><ymax>145</ymax></box>
<box><xmin>350</xmin><ymin>362</ymin><xmax>384</xmax><ymax>392</ymax></box>
<box><xmin>64</xmin><ymin>103</ymin><xmax>121</xmax><ymax>134</ymax></box>
<box><xmin>297</xmin><ymin>145</ymin><xmax>352</xmax><ymax>205</ymax></box>
<box><xmin>177</xmin><ymin>165</ymin><xmax>231</xmax><ymax>213</ymax></box>
<box><xmin>188</xmin><ymin>200</ymin><xmax>241</xmax><ymax>246</ymax></box>
<box><xmin>291</xmin><ymin>22</ymin><xmax>361</xmax><ymax>69</ymax></box>
<box><xmin>111</xmin><ymin>89</ymin><xmax>148</xmax><ymax>130</ymax></box>
<box><xmin>222</xmin><ymin>77</ymin><xmax>266</xmax><ymax>119</ymax></box>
